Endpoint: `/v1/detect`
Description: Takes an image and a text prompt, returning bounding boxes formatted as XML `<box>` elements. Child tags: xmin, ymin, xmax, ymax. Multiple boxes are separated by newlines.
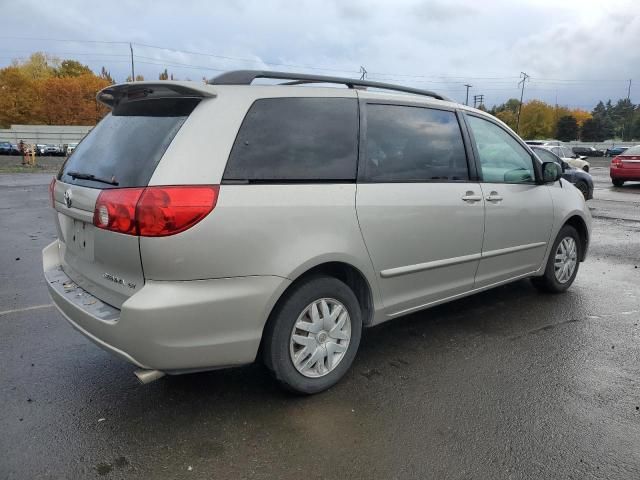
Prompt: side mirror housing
<box><xmin>541</xmin><ymin>161</ymin><xmax>562</xmax><ymax>183</ymax></box>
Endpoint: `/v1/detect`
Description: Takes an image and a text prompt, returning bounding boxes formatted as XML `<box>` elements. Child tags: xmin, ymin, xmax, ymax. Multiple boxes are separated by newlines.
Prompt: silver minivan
<box><xmin>43</xmin><ymin>71</ymin><xmax>591</xmax><ymax>394</ymax></box>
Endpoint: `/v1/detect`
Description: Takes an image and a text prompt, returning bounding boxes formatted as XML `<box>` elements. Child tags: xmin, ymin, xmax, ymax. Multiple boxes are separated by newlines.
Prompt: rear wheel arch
<box><xmin>275</xmin><ymin>261</ymin><xmax>374</xmax><ymax>327</ymax></box>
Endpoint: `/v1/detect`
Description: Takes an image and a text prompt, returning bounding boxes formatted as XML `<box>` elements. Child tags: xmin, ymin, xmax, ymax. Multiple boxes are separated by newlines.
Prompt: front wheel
<box><xmin>531</xmin><ymin>225</ymin><xmax>581</xmax><ymax>293</ymax></box>
<box><xmin>612</xmin><ymin>179</ymin><xmax>624</xmax><ymax>187</ymax></box>
<box><xmin>582</xmin><ymin>166</ymin><xmax>589</xmax><ymax>173</ymax></box>
<box><xmin>263</xmin><ymin>276</ymin><xmax>362</xmax><ymax>394</ymax></box>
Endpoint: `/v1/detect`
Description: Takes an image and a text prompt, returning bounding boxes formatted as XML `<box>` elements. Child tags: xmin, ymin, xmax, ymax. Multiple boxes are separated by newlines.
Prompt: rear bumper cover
<box><xmin>43</xmin><ymin>241</ymin><xmax>290</xmax><ymax>372</ymax></box>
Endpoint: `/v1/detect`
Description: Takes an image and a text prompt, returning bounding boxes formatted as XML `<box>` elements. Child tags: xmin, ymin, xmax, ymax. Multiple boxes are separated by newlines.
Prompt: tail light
<box><xmin>611</xmin><ymin>156</ymin><xmax>623</xmax><ymax>168</ymax></box>
<box><xmin>93</xmin><ymin>185</ymin><xmax>219</xmax><ymax>237</ymax></box>
<box><xmin>49</xmin><ymin>177</ymin><xmax>56</xmax><ymax>207</ymax></box>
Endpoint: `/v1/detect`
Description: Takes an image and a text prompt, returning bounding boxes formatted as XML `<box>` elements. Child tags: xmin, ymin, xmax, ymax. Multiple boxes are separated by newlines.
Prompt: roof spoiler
<box><xmin>97</xmin><ymin>82</ymin><xmax>215</xmax><ymax>108</ymax></box>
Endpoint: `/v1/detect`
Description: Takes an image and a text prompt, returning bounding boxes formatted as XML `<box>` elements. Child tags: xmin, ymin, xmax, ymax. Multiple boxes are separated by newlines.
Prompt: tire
<box><xmin>575</xmin><ymin>180</ymin><xmax>589</xmax><ymax>200</ymax></box>
<box><xmin>612</xmin><ymin>179</ymin><xmax>624</xmax><ymax>187</ymax></box>
<box><xmin>531</xmin><ymin>225</ymin><xmax>581</xmax><ymax>293</ymax></box>
<box><xmin>263</xmin><ymin>276</ymin><xmax>362</xmax><ymax>394</ymax></box>
<box><xmin>582</xmin><ymin>166</ymin><xmax>589</xmax><ymax>173</ymax></box>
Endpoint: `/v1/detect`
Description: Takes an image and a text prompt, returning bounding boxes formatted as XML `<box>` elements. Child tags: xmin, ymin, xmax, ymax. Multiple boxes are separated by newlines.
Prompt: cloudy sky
<box><xmin>1</xmin><ymin>0</ymin><xmax>639</xmax><ymax>109</ymax></box>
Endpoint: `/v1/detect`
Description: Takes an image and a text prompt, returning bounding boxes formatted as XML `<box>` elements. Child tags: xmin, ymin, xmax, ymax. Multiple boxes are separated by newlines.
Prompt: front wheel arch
<box><xmin>563</xmin><ymin>215</ymin><xmax>589</xmax><ymax>262</ymax></box>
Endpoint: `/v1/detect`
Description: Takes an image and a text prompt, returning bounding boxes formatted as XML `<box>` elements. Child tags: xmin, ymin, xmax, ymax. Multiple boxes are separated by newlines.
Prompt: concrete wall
<box><xmin>0</xmin><ymin>125</ymin><xmax>93</xmax><ymax>145</ymax></box>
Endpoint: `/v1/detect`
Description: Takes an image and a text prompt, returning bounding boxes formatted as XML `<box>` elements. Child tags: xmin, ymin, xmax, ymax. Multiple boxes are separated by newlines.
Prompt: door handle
<box><xmin>461</xmin><ymin>191</ymin><xmax>482</xmax><ymax>203</ymax></box>
<box><xmin>485</xmin><ymin>191</ymin><xmax>503</xmax><ymax>202</ymax></box>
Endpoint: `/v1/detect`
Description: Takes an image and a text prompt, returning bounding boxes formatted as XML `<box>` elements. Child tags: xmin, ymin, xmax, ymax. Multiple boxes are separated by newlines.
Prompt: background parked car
<box><xmin>0</xmin><ymin>142</ymin><xmax>16</xmax><ymax>155</ymax></box>
<box><xmin>572</xmin><ymin>146</ymin><xmax>604</xmax><ymax>157</ymax></box>
<box><xmin>610</xmin><ymin>145</ymin><xmax>640</xmax><ymax>187</ymax></box>
<box><xmin>531</xmin><ymin>146</ymin><xmax>593</xmax><ymax>200</ymax></box>
<box><xmin>538</xmin><ymin>145</ymin><xmax>591</xmax><ymax>172</ymax></box>
<box><xmin>606</xmin><ymin>146</ymin><xmax>628</xmax><ymax>157</ymax></box>
<box><xmin>42</xmin><ymin>144</ymin><xmax>64</xmax><ymax>156</ymax></box>
<box><xmin>65</xmin><ymin>143</ymin><xmax>78</xmax><ymax>155</ymax></box>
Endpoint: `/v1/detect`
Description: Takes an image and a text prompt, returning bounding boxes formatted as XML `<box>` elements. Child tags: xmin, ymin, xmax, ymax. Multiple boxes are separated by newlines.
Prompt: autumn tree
<box><xmin>159</xmin><ymin>68</ymin><xmax>169</xmax><ymax>80</ymax></box>
<box><xmin>556</xmin><ymin>115</ymin><xmax>579</xmax><ymax>141</ymax></box>
<box><xmin>518</xmin><ymin>100</ymin><xmax>555</xmax><ymax>139</ymax></box>
<box><xmin>0</xmin><ymin>67</ymin><xmax>41</xmax><ymax>127</ymax></box>
<box><xmin>56</xmin><ymin>60</ymin><xmax>93</xmax><ymax>77</ymax></box>
<box><xmin>13</xmin><ymin>52</ymin><xmax>58</xmax><ymax>80</ymax></box>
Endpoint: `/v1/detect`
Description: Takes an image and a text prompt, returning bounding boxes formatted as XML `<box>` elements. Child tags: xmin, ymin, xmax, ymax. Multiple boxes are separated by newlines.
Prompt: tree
<box><xmin>581</xmin><ymin>118</ymin><xmax>607</xmax><ymax>142</ymax></box>
<box><xmin>0</xmin><ymin>67</ymin><xmax>41</xmax><ymax>127</ymax></box>
<box><xmin>519</xmin><ymin>100</ymin><xmax>555</xmax><ymax>139</ymax></box>
<box><xmin>99</xmin><ymin>66</ymin><xmax>114</xmax><ymax>84</ymax></box>
<box><xmin>13</xmin><ymin>52</ymin><xmax>58</xmax><ymax>80</ymax></box>
<box><xmin>56</xmin><ymin>60</ymin><xmax>92</xmax><ymax>78</ymax></box>
<box><xmin>38</xmin><ymin>74</ymin><xmax>110</xmax><ymax>125</ymax></box>
<box><xmin>125</xmin><ymin>74</ymin><xmax>145</xmax><ymax>82</ymax></box>
<box><xmin>556</xmin><ymin>115</ymin><xmax>579</xmax><ymax>141</ymax></box>
<box><xmin>159</xmin><ymin>69</ymin><xmax>169</xmax><ymax>80</ymax></box>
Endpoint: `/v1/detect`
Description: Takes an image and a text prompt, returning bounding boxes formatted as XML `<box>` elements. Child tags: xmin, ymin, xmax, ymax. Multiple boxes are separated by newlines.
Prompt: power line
<box><xmin>516</xmin><ymin>72</ymin><xmax>529</xmax><ymax>134</ymax></box>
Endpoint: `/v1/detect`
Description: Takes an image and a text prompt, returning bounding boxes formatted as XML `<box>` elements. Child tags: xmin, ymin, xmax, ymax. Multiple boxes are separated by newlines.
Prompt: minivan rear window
<box><xmin>59</xmin><ymin>97</ymin><xmax>199</xmax><ymax>189</ymax></box>
<box><xmin>223</xmin><ymin>97</ymin><xmax>358</xmax><ymax>182</ymax></box>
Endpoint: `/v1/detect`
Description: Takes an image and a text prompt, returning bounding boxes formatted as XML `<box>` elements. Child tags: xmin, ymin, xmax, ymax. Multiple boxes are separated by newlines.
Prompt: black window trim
<box><xmin>356</xmin><ymin>100</ymin><xmax>477</xmax><ymax>184</ymax></box>
<box><xmin>462</xmin><ymin>111</ymin><xmax>544</xmax><ymax>185</ymax></box>
<box><xmin>221</xmin><ymin>96</ymin><xmax>360</xmax><ymax>185</ymax></box>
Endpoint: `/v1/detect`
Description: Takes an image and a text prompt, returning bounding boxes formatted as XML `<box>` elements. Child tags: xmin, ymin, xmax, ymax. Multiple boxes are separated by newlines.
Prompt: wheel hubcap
<box><xmin>554</xmin><ymin>237</ymin><xmax>578</xmax><ymax>284</ymax></box>
<box><xmin>289</xmin><ymin>298</ymin><xmax>351</xmax><ymax>378</ymax></box>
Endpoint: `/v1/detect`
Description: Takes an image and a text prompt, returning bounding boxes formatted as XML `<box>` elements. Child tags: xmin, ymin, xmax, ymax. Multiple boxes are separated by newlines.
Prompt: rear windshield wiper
<box><xmin>67</xmin><ymin>171</ymin><xmax>119</xmax><ymax>186</ymax></box>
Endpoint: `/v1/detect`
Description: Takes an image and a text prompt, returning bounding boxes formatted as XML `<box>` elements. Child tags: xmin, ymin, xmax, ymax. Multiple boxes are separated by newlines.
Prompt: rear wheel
<box><xmin>612</xmin><ymin>179</ymin><xmax>624</xmax><ymax>187</ymax></box>
<box><xmin>263</xmin><ymin>276</ymin><xmax>362</xmax><ymax>394</ymax></box>
<box><xmin>575</xmin><ymin>180</ymin><xmax>589</xmax><ymax>199</ymax></box>
<box><xmin>582</xmin><ymin>166</ymin><xmax>589</xmax><ymax>172</ymax></box>
<box><xmin>532</xmin><ymin>225</ymin><xmax>581</xmax><ymax>293</ymax></box>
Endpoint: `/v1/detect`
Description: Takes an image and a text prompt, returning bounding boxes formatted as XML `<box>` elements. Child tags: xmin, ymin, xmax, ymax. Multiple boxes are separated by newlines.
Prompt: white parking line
<box><xmin>0</xmin><ymin>304</ymin><xmax>54</xmax><ymax>317</ymax></box>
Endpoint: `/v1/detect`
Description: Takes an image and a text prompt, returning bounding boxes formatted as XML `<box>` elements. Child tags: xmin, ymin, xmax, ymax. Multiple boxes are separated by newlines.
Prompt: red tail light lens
<box><xmin>93</xmin><ymin>185</ymin><xmax>218</xmax><ymax>237</ymax></box>
<box><xmin>49</xmin><ymin>177</ymin><xmax>56</xmax><ymax>207</ymax></box>
<box><xmin>611</xmin><ymin>156</ymin><xmax>622</xmax><ymax>167</ymax></box>
<box><xmin>137</xmin><ymin>186</ymin><xmax>219</xmax><ymax>236</ymax></box>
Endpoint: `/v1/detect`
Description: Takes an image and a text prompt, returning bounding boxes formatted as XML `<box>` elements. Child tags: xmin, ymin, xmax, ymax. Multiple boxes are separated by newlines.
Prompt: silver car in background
<box><xmin>43</xmin><ymin>71</ymin><xmax>591</xmax><ymax>394</ymax></box>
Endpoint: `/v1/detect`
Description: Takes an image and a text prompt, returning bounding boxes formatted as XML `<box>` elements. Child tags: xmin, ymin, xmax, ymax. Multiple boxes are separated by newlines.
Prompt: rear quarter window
<box><xmin>223</xmin><ymin>97</ymin><xmax>358</xmax><ymax>182</ymax></box>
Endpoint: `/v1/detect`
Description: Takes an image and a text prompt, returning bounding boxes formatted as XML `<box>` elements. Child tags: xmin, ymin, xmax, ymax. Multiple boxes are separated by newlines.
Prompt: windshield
<box><xmin>59</xmin><ymin>98</ymin><xmax>199</xmax><ymax>189</ymax></box>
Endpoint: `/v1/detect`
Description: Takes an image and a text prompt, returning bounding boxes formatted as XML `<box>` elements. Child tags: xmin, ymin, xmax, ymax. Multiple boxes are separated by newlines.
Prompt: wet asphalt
<box><xmin>1</xmin><ymin>161</ymin><xmax>639</xmax><ymax>479</ymax></box>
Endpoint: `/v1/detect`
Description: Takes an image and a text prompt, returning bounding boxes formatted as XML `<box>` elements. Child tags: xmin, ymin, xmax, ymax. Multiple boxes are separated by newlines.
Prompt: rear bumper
<box><xmin>610</xmin><ymin>167</ymin><xmax>640</xmax><ymax>181</ymax></box>
<box><xmin>43</xmin><ymin>241</ymin><xmax>290</xmax><ymax>372</ymax></box>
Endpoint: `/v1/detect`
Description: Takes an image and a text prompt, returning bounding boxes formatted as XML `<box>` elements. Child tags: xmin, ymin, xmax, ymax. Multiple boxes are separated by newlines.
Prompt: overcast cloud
<box><xmin>1</xmin><ymin>0</ymin><xmax>639</xmax><ymax>109</ymax></box>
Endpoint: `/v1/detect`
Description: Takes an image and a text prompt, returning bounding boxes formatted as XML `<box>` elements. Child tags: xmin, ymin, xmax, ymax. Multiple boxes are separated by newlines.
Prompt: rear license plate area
<box><xmin>67</xmin><ymin>219</ymin><xmax>94</xmax><ymax>260</ymax></box>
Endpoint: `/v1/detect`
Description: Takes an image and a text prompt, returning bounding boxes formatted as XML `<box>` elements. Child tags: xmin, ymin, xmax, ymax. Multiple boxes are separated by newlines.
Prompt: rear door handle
<box><xmin>462</xmin><ymin>191</ymin><xmax>482</xmax><ymax>203</ymax></box>
<box><xmin>485</xmin><ymin>191</ymin><xmax>503</xmax><ymax>202</ymax></box>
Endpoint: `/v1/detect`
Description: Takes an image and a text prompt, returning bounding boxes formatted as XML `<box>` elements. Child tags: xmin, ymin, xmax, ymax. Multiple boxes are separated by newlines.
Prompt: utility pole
<box><xmin>464</xmin><ymin>84</ymin><xmax>472</xmax><ymax>106</ymax></box>
<box><xmin>627</xmin><ymin>79</ymin><xmax>632</xmax><ymax>100</ymax></box>
<box><xmin>516</xmin><ymin>72</ymin><xmax>529</xmax><ymax>134</ymax></box>
<box><xmin>129</xmin><ymin>42</ymin><xmax>135</xmax><ymax>82</ymax></box>
<box><xmin>359</xmin><ymin>66</ymin><xmax>367</xmax><ymax>80</ymax></box>
<box><xmin>473</xmin><ymin>94</ymin><xmax>484</xmax><ymax>109</ymax></box>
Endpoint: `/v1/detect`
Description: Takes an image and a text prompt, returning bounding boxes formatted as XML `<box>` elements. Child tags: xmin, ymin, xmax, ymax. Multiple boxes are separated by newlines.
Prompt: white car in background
<box><xmin>525</xmin><ymin>141</ymin><xmax>590</xmax><ymax>172</ymax></box>
<box><xmin>66</xmin><ymin>143</ymin><xmax>78</xmax><ymax>155</ymax></box>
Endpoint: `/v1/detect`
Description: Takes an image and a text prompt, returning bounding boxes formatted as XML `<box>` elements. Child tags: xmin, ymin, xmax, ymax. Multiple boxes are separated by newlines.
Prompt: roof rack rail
<box><xmin>208</xmin><ymin>70</ymin><xmax>450</xmax><ymax>101</ymax></box>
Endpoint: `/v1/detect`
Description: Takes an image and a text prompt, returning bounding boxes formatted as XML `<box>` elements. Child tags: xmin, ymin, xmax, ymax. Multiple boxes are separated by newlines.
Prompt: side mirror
<box><xmin>542</xmin><ymin>162</ymin><xmax>562</xmax><ymax>183</ymax></box>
